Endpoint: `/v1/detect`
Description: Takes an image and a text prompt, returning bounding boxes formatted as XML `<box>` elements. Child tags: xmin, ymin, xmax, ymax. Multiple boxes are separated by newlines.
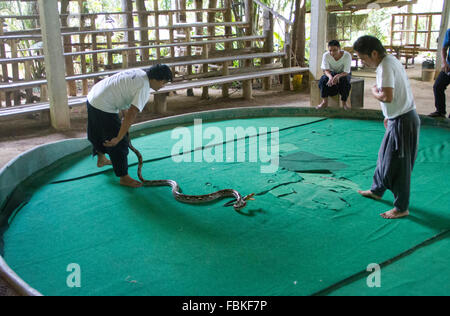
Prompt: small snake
<box><xmin>128</xmin><ymin>142</ymin><xmax>255</xmax><ymax>212</ymax></box>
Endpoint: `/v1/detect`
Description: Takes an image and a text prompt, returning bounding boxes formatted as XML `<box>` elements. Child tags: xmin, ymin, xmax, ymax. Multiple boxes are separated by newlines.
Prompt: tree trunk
<box><xmin>292</xmin><ymin>0</ymin><xmax>306</xmax><ymax>67</ymax></box>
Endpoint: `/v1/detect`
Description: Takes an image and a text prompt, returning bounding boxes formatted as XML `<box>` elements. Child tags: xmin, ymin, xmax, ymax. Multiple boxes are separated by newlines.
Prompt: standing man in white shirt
<box><xmin>316</xmin><ymin>40</ymin><xmax>353</xmax><ymax>110</ymax></box>
<box><xmin>87</xmin><ymin>64</ymin><xmax>173</xmax><ymax>188</ymax></box>
<box><xmin>353</xmin><ymin>36</ymin><xmax>420</xmax><ymax>219</ymax></box>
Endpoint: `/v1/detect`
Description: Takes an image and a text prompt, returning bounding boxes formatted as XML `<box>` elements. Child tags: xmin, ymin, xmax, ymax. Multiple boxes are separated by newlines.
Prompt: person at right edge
<box><xmin>353</xmin><ymin>35</ymin><xmax>421</xmax><ymax>219</ymax></box>
<box><xmin>429</xmin><ymin>28</ymin><xmax>450</xmax><ymax>119</ymax></box>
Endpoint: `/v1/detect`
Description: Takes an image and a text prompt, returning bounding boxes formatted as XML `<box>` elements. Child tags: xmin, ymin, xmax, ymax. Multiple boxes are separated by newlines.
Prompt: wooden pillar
<box><xmin>122</xmin><ymin>0</ymin><xmax>136</xmax><ymax>66</ymax></box>
<box><xmin>61</xmin><ymin>0</ymin><xmax>77</xmax><ymax>96</ymax></box>
<box><xmin>436</xmin><ymin>0</ymin><xmax>450</xmax><ymax>75</ymax></box>
<box><xmin>10</xmin><ymin>41</ymin><xmax>20</xmax><ymax>105</ymax></box>
<box><xmin>38</xmin><ymin>0</ymin><xmax>70</xmax><ymax>130</ymax></box>
<box><xmin>222</xmin><ymin>0</ymin><xmax>233</xmax><ymax>98</ymax></box>
<box><xmin>263</xmin><ymin>10</ymin><xmax>274</xmax><ymax>91</ymax></box>
<box><xmin>136</xmin><ymin>0</ymin><xmax>150</xmax><ymax>62</ymax></box>
<box><xmin>24</xmin><ymin>61</ymin><xmax>33</xmax><ymax>103</ymax></box>
<box><xmin>243</xmin><ymin>0</ymin><xmax>253</xmax><ymax>100</ymax></box>
<box><xmin>106</xmin><ymin>33</ymin><xmax>113</xmax><ymax>68</ymax></box>
<box><xmin>153</xmin><ymin>0</ymin><xmax>161</xmax><ymax>60</ymax></box>
<box><xmin>168</xmin><ymin>13</ymin><xmax>176</xmax><ymax>76</ymax></box>
<box><xmin>0</xmin><ymin>18</ymin><xmax>11</xmax><ymax>107</ymax></box>
<box><xmin>309</xmin><ymin>0</ymin><xmax>327</xmax><ymax>107</ymax></box>
<box><xmin>195</xmin><ymin>0</ymin><xmax>208</xmax><ymax>99</ymax></box>
<box><xmin>202</xmin><ymin>0</ymin><xmax>218</xmax><ymax>99</ymax></box>
<box><xmin>283</xmin><ymin>21</ymin><xmax>292</xmax><ymax>91</ymax></box>
<box><xmin>78</xmin><ymin>0</ymin><xmax>89</xmax><ymax>95</ymax></box>
<box><xmin>90</xmin><ymin>17</ymin><xmax>100</xmax><ymax>82</ymax></box>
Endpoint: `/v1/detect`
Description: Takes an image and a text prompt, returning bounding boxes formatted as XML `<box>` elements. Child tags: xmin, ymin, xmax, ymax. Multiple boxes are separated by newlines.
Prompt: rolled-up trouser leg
<box><xmin>87</xmin><ymin>101</ymin><xmax>130</xmax><ymax>178</ymax></box>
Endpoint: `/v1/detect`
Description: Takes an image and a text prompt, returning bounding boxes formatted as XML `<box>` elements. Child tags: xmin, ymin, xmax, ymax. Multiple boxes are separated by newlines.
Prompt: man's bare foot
<box><xmin>381</xmin><ymin>209</ymin><xmax>409</xmax><ymax>219</ymax></box>
<box><xmin>120</xmin><ymin>175</ymin><xmax>142</xmax><ymax>188</ymax></box>
<box><xmin>343</xmin><ymin>103</ymin><xmax>351</xmax><ymax>111</ymax></box>
<box><xmin>316</xmin><ymin>100</ymin><xmax>328</xmax><ymax>109</ymax></box>
<box><xmin>97</xmin><ymin>154</ymin><xmax>112</xmax><ymax>168</ymax></box>
<box><xmin>358</xmin><ymin>190</ymin><xmax>382</xmax><ymax>200</ymax></box>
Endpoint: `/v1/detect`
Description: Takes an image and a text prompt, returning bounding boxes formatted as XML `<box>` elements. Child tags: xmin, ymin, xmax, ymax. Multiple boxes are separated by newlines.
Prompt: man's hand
<box><xmin>384</xmin><ymin>118</ymin><xmax>388</xmax><ymax>129</ymax></box>
<box><xmin>103</xmin><ymin>137</ymin><xmax>121</xmax><ymax>148</ymax></box>
<box><xmin>442</xmin><ymin>61</ymin><xmax>450</xmax><ymax>73</ymax></box>
<box><xmin>330</xmin><ymin>75</ymin><xmax>341</xmax><ymax>86</ymax></box>
<box><xmin>371</xmin><ymin>85</ymin><xmax>379</xmax><ymax>96</ymax></box>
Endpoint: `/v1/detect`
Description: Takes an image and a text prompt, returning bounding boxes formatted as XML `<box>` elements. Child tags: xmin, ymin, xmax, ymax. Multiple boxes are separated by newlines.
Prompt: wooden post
<box><xmin>283</xmin><ymin>22</ymin><xmax>292</xmax><ymax>91</ymax></box>
<box><xmin>242</xmin><ymin>0</ymin><xmax>253</xmax><ymax>100</ymax></box>
<box><xmin>24</xmin><ymin>61</ymin><xmax>33</xmax><ymax>103</ymax></box>
<box><xmin>90</xmin><ymin>17</ymin><xmax>100</xmax><ymax>82</ymax></box>
<box><xmin>61</xmin><ymin>0</ymin><xmax>77</xmax><ymax>96</ymax></box>
<box><xmin>222</xmin><ymin>0</ymin><xmax>233</xmax><ymax>97</ymax></box>
<box><xmin>309</xmin><ymin>0</ymin><xmax>327</xmax><ymax>107</ymax></box>
<box><xmin>0</xmin><ymin>18</ymin><xmax>11</xmax><ymax>107</ymax></box>
<box><xmin>136</xmin><ymin>0</ymin><xmax>150</xmax><ymax>62</ymax></box>
<box><xmin>179</xmin><ymin>0</ymin><xmax>194</xmax><ymax>96</ymax></box>
<box><xmin>38</xmin><ymin>0</ymin><xmax>70</xmax><ymax>130</ymax></box>
<box><xmin>106</xmin><ymin>33</ymin><xmax>113</xmax><ymax>68</ymax></box>
<box><xmin>168</xmin><ymin>13</ymin><xmax>176</xmax><ymax>77</ymax></box>
<box><xmin>153</xmin><ymin>0</ymin><xmax>161</xmax><ymax>60</ymax></box>
<box><xmin>78</xmin><ymin>0</ymin><xmax>89</xmax><ymax>95</ymax></box>
<box><xmin>263</xmin><ymin>10</ymin><xmax>274</xmax><ymax>91</ymax></box>
<box><xmin>10</xmin><ymin>41</ymin><xmax>20</xmax><ymax>105</ymax></box>
<box><xmin>122</xmin><ymin>0</ymin><xmax>136</xmax><ymax>66</ymax></box>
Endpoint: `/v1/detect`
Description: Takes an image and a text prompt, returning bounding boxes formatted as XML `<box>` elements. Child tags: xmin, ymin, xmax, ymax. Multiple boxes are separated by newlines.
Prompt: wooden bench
<box><xmin>398</xmin><ymin>45</ymin><xmax>420</xmax><ymax>68</ymax></box>
<box><xmin>0</xmin><ymin>66</ymin><xmax>309</xmax><ymax>120</ymax></box>
<box><xmin>385</xmin><ymin>45</ymin><xmax>420</xmax><ymax>69</ymax></box>
<box><xmin>0</xmin><ymin>52</ymin><xmax>286</xmax><ymax>93</ymax></box>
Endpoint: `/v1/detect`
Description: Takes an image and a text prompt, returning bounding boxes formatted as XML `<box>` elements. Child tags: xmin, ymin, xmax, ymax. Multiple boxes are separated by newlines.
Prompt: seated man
<box><xmin>429</xmin><ymin>28</ymin><xmax>450</xmax><ymax>119</ymax></box>
<box><xmin>87</xmin><ymin>64</ymin><xmax>173</xmax><ymax>188</ymax></box>
<box><xmin>316</xmin><ymin>40</ymin><xmax>353</xmax><ymax>110</ymax></box>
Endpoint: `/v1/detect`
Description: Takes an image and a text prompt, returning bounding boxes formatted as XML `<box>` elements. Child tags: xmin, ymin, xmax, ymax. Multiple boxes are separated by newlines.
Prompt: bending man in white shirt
<box><xmin>316</xmin><ymin>40</ymin><xmax>353</xmax><ymax>110</ymax></box>
<box><xmin>87</xmin><ymin>64</ymin><xmax>173</xmax><ymax>188</ymax></box>
<box><xmin>353</xmin><ymin>36</ymin><xmax>420</xmax><ymax>219</ymax></box>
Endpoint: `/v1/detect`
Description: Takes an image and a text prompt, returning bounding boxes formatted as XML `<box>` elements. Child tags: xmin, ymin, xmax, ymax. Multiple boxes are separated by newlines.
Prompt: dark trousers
<box><xmin>87</xmin><ymin>102</ymin><xmax>130</xmax><ymax>178</ymax></box>
<box><xmin>318</xmin><ymin>72</ymin><xmax>352</xmax><ymax>102</ymax></box>
<box><xmin>371</xmin><ymin>110</ymin><xmax>421</xmax><ymax>212</ymax></box>
<box><xmin>433</xmin><ymin>71</ymin><xmax>450</xmax><ymax>115</ymax></box>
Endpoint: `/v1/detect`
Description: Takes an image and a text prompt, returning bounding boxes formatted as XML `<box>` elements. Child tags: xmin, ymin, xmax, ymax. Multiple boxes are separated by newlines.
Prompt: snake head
<box><xmin>232</xmin><ymin>193</ymin><xmax>256</xmax><ymax>211</ymax></box>
<box><xmin>244</xmin><ymin>193</ymin><xmax>256</xmax><ymax>201</ymax></box>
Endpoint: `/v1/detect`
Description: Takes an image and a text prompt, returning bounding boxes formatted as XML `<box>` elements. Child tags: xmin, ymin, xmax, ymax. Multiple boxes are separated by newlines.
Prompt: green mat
<box><xmin>2</xmin><ymin>117</ymin><xmax>450</xmax><ymax>296</ymax></box>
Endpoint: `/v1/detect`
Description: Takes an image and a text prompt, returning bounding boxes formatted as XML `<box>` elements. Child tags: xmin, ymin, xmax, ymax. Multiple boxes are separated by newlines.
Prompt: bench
<box><xmin>385</xmin><ymin>45</ymin><xmax>420</xmax><ymax>69</ymax></box>
<box><xmin>326</xmin><ymin>77</ymin><xmax>365</xmax><ymax>109</ymax></box>
<box><xmin>0</xmin><ymin>66</ymin><xmax>309</xmax><ymax>120</ymax></box>
<box><xmin>0</xmin><ymin>52</ymin><xmax>286</xmax><ymax>93</ymax></box>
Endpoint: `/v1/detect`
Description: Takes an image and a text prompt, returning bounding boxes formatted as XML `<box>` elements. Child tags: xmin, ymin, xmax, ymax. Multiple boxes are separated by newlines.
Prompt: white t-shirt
<box><xmin>87</xmin><ymin>69</ymin><xmax>152</xmax><ymax>114</ymax></box>
<box><xmin>376</xmin><ymin>55</ymin><xmax>415</xmax><ymax>119</ymax></box>
<box><xmin>321</xmin><ymin>51</ymin><xmax>352</xmax><ymax>74</ymax></box>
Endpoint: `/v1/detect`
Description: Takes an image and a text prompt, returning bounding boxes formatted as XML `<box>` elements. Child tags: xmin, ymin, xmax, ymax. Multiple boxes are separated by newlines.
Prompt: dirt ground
<box><xmin>0</xmin><ymin>64</ymin><xmax>447</xmax><ymax>296</ymax></box>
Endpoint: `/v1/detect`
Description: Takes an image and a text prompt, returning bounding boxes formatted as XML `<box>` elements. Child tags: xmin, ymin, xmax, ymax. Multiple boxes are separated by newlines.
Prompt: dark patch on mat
<box><xmin>280</xmin><ymin>151</ymin><xmax>347</xmax><ymax>174</ymax></box>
